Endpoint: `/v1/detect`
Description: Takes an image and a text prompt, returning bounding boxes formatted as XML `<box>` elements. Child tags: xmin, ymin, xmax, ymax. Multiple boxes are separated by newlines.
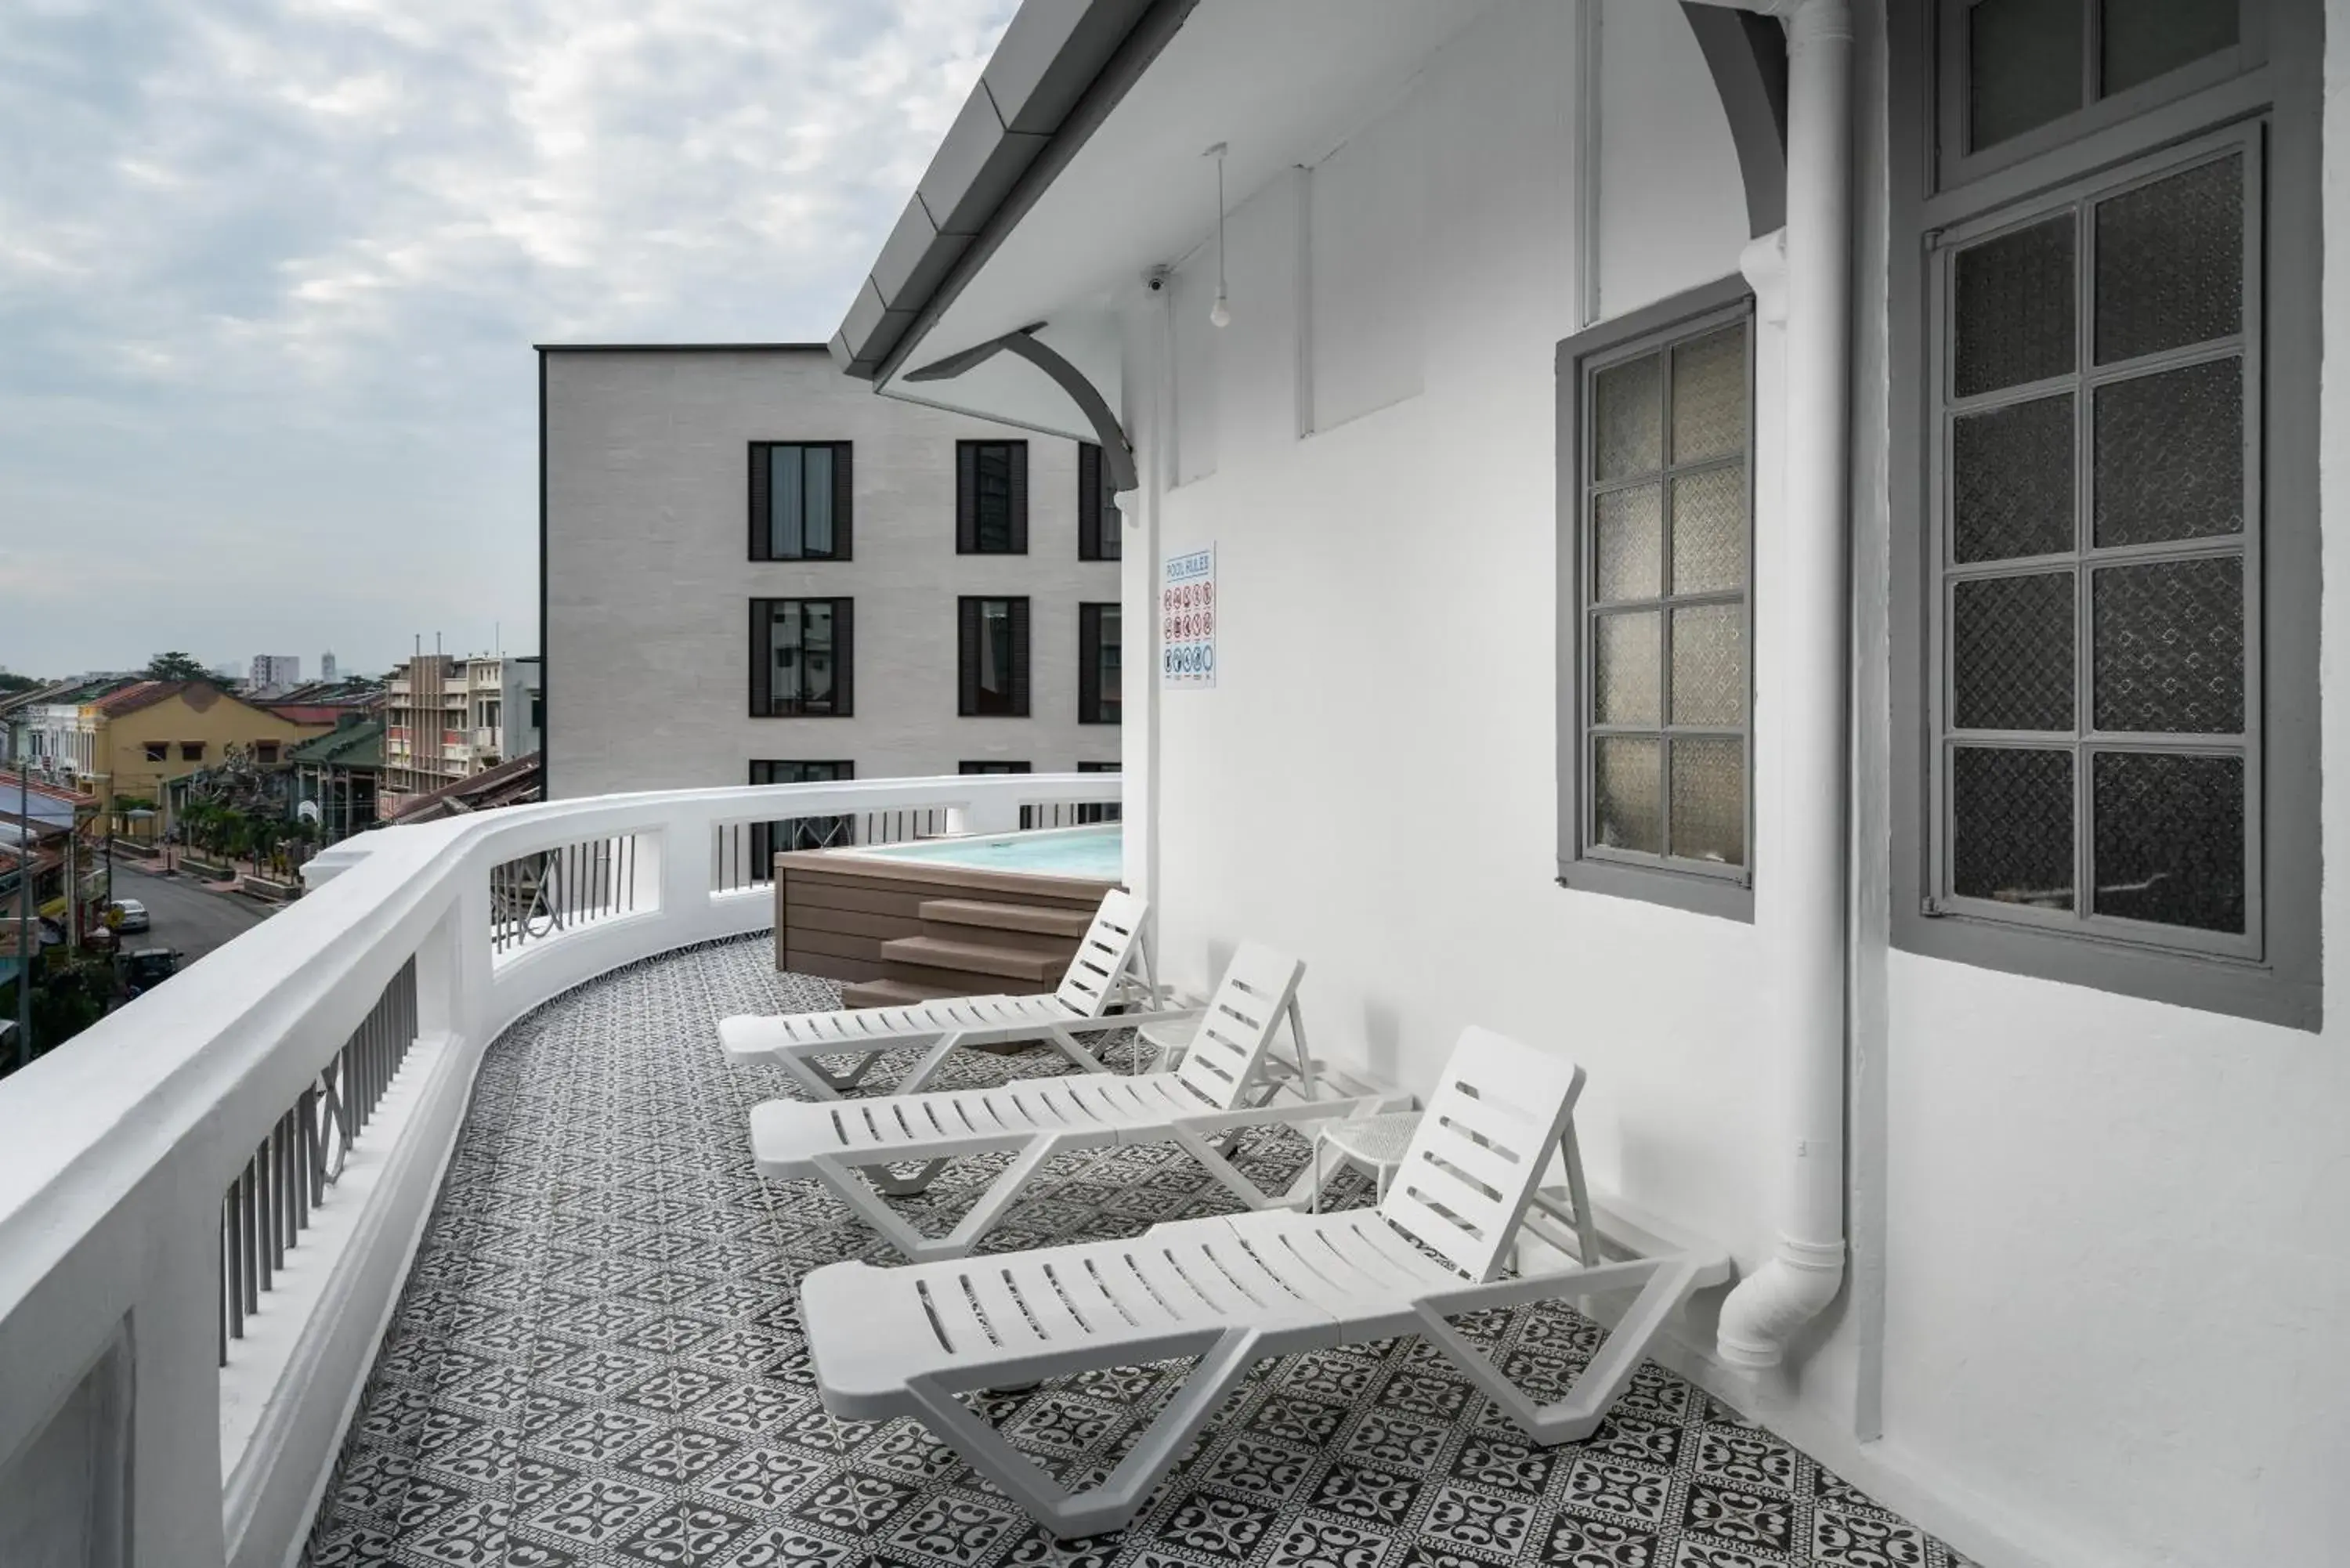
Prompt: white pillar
<box><xmin>1704</xmin><ymin>0</ymin><xmax>1855</xmax><ymax>1372</ymax></box>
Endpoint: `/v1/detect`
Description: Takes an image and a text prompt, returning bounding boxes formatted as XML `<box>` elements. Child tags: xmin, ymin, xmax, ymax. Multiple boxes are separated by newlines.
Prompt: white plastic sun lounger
<box><xmin>800</xmin><ymin>1027</ymin><xmax>1732</xmax><ymax>1537</ymax></box>
<box><xmin>720</xmin><ymin>889</ymin><xmax>1192</xmax><ymax>1100</ymax></box>
<box><xmin>752</xmin><ymin>943</ymin><xmax>1399</xmax><ymax>1262</ymax></box>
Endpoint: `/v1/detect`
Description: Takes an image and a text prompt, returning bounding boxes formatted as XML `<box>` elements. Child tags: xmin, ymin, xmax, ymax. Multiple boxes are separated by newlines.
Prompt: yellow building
<box><xmin>83</xmin><ymin>681</ymin><xmax>331</xmax><ymax>826</ymax></box>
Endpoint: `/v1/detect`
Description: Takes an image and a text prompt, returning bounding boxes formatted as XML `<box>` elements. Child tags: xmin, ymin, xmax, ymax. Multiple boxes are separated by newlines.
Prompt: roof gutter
<box><xmin>830</xmin><ymin>0</ymin><xmax>1200</xmax><ymax>384</ymax></box>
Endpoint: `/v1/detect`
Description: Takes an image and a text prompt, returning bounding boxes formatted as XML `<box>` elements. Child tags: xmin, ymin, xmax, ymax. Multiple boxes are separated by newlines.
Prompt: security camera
<box><xmin>1144</xmin><ymin>267</ymin><xmax>1170</xmax><ymax>294</ymax></box>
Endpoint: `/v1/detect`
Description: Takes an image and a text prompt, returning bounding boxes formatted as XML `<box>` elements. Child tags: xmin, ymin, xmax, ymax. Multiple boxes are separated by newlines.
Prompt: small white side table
<box><xmin>1311</xmin><ymin>1111</ymin><xmax>1424</xmax><ymax>1212</ymax></box>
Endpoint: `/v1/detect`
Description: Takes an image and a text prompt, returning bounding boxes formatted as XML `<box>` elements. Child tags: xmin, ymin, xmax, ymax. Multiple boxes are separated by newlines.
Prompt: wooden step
<box><xmin>916</xmin><ymin>898</ymin><xmax>1097</xmax><ymax>939</ymax></box>
<box><xmin>840</xmin><ymin>976</ymin><xmax>974</xmax><ymax>1010</ymax></box>
<box><xmin>880</xmin><ymin>934</ymin><xmax>1063</xmax><ymax>985</ymax></box>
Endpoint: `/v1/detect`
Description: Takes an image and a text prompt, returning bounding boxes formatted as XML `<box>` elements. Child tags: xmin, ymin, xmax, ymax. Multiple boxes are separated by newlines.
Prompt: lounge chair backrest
<box><xmin>1378</xmin><ymin>1027</ymin><xmax>1585</xmax><ymax>1283</ymax></box>
<box><xmin>1052</xmin><ymin>888</ymin><xmax>1149</xmax><ymax>1017</ymax></box>
<box><xmin>1173</xmin><ymin>944</ymin><xmax>1307</xmax><ymax>1111</ymax></box>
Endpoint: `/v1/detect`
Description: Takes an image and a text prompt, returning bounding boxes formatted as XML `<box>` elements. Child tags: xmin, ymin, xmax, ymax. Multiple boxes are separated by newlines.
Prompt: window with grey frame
<box><xmin>1893</xmin><ymin>0</ymin><xmax>2319</xmax><ymax>1026</ymax></box>
<box><xmin>1558</xmin><ymin>281</ymin><xmax>1754</xmax><ymax>917</ymax></box>
<box><xmin>1931</xmin><ymin>131</ymin><xmax>2258</xmax><ymax>953</ymax></box>
<box><xmin>749</xmin><ymin>443</ymin><xmax>851</xmax><ymax>561</ymax></box>
<box><xmin>750</xmin><ymin>598</ymin><xmax>852</xmax><ymax>717</ymax></box>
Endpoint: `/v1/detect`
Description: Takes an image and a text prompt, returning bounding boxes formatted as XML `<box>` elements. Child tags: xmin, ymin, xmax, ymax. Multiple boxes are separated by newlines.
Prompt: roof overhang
<box><xmin>831</xmin><ymin>0</ymin><xmax>1514</xmax><ymax>436</ymax></box>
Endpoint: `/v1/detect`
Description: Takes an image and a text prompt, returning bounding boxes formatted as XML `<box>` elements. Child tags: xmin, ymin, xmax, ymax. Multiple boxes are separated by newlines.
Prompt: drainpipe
<box><xmin>1692</xmin><ymin>0</ymin><xmax>1853</xmax><ymax>1370</ymax></box>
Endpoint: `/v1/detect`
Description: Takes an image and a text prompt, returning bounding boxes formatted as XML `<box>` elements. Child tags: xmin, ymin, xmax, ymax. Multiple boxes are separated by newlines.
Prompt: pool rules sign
<box><xmin>1162</xmin><ymin>544</ymin><xmax>1217</xmax><ymax>688</ymax></box>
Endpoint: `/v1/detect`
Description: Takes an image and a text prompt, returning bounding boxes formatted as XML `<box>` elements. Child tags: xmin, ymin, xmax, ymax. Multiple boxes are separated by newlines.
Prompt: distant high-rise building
<box><xmin>320</xmin><ymin>651</ymin><xmax>338</xmax><ymax>682</ymax></box>
<box><xmin>249</xmin><ymin>654</ymin><xmax>302</xmax><ymax>689</ymax></box>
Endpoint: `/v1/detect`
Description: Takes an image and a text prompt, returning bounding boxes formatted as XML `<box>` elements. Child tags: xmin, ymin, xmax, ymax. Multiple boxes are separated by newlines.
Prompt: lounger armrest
<box><xmin>1054</xmin><ymin>1006</ymin><xmax>1205</xmax><ymax>1036</ymax></box>
<box><xmin>1165</xmin><ymin>1092</ymin><xmax>1405</xmax><ymax>1140</ymax></box>
<box><xmin>1412</xmin><ymin>1254</ymin><xmax>1708</xmax><ymax>1317</ymax></box>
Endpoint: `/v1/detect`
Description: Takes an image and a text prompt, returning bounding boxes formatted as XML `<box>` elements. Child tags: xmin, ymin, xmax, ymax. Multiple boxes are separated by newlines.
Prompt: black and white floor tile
<box><xmin>305</xmin><ymin>938</ymin><xmax>1975</xmax><ymax>1568</ymax></box>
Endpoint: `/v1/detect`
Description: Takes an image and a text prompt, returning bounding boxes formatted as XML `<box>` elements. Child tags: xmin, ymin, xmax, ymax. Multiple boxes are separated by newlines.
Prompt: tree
<box><xmin>0</xmin><ymin>671</ymin><xmax>45</xmax><ymax>697</ymax></box>
<box><xmin>143</xmin><ymin>652</ymin><xmax>211</xmax><ymax>681</ymax></box>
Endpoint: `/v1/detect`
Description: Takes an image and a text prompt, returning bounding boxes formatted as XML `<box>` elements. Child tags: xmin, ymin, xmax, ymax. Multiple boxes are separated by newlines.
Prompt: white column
<box><xmin>1703</xmin><ymin>0</ymin><xmax>1856</xmax><ymax>1372</ymax></box>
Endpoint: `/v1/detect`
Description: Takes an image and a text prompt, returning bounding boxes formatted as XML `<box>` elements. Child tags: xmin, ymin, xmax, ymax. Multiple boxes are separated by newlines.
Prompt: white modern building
<box><xmin>540</xmin><ymin>345</ymin><xmax>1124</xmax><ymax>800</ymax></box>
<box><xmin>319</xmin><ymin>652</ymin><xmax>338</xmax><ymax>685</ymax></box>
<box><xmin>247</xmin><ymin>656</ymin><xmax>301</xmax><ymax>692</ymax></box>
<box><xmin>0</xmin><ymin>5</ymin><xmax>2341</xmax><ymax>1568</ymax></box>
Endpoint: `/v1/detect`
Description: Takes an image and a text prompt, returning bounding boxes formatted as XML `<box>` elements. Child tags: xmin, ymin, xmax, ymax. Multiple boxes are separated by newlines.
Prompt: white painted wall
<box><xmin>1135</xmin><ymin>0</ymin><xmax>1783</xmax><ymax>1389</ymax></box>
<box><xmin>1121</xmin><ymin>2</ymin><xmax>2350</xmax><ymax>1565</ymax></box>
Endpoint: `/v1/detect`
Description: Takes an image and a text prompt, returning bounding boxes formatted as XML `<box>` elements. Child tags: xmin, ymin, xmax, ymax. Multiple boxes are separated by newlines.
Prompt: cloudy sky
<box><xmin>0</xmin><ymin>0</ymin><xmax>1013</xmax><ymax>681</ymax></box>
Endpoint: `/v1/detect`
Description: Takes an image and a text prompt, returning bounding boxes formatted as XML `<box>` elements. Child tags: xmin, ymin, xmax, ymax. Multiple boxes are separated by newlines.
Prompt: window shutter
<box><xmin>832</xmin><ymin>598</ymin><xmax>855</xmax><ymax>717</ymax></box>
<box><xmin>832</xmin><ymin>443</ymin><xmax>853</xmax><ymax>560</ymax></box>
<box><xmin>1078</xmin><ymin>443</ymin><xmax>1102</xmax><ymax>559</ymax></box>
<box><xmin>748</xmin><ymin>446</ymin><xmax>771</xmax><ymax>560</ymax></box>
<box><xmin>749</xmin><ymin>600</ymin><xmax>772</xmax><ymax>716</ymax></box>
<box><xmin>1079</xmin><ymin>605</ymin><xmax>1102</xmax><ymax>722</ymax></box>
<box><xmin>1008</xmin><ymin>598</ymin><xmax>1032</xmax><ymax>717</ymax></box>
<box><xmin>1008</xmin><ymin>443</ymin><xmax>1029</xmax><ymax>554</ymax></box>
<box><xmin>958</xmin><ymin>598</ymin><xmax>982</xmax><ymax>716</ymax></box>
<box><xmin>956</xmin><ymin>444</ymin><xmax>978</xmax><ymax>552</ymax></box>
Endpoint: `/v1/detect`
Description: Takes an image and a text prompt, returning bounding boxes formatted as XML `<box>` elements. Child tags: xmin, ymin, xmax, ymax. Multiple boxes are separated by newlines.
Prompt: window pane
<box><xmin>1593</xmin><ymin>611</ymin><xmax>1660</xmax><ymax>726</ymax></box>
<box><xmin>1099</xmin><ymin>607</ymin><xmax>1123</xmax><ymax>722</ymax></box>
<box><xmin>802</xmin><ymin>603</ymin><xmax>833</xmax><ymax>708</ymax></box>
<box><xmin>771</xmin><ymin>445</ymin><xmax>804</xmax><ymax>558</ymax></box>
<box><xmin>770</xmin><ymin>605</ymin><xmax>801</xmax><ymax>709</ymax></box>
<box><xmin>2102</xmin><ymin>0</ymin><xmax>2236</xmax><ymax>96</ymax></box>
<box><xmin>1593</xmin><ymin>353</ymin><xmax>1662</xmax><ymax>481</ymax></box>
<box><xmin>803</xmin><ymin>445</ymin><xmax>834</xmax><ymax>556</ymax></box>
<box><xmin>2095</xmin><ymin>155</ymin><xmax>2241</xmax><ymax>364</ymax></box>
<box><xmin>1671</xmin><ymin>466</ymin><xmax>1746</xmax><ymax>594</ymax></box>
<box><xmin>1954</xmin><ymin>393</ymin><xmax>2073</xmax><ymax>562</ymax></box>
<box><xmin>1669</xmin><ymin>737</ymin><xmax>1744</xmax><ymax>866</ymax></box>
<box><xmin>2092</xmin><ymin>358</ymin><xmax>2242</xmax><ymax>547</ymax></box>
<box><xmin>2093</xmin><ymin>557</ymin><xmax>2243</xmax><ymax>734</ymax></box>
<box><xmin>1594</xmin><ymin>483</ymin><xmax>1662</xmax><ymax>602</ymax></box>
<box><xmin>1671</xmin><ymin>326</ymin><xmax>1744</xmax><ymax>464</ymax></box>
<box><xmin>1969</xmin><ymin>0</ymin><xmax>2084</xmax><ymax>151</ymax></box>
<box><xmin>977</xmin><ymin>600</ymin><xmax>1013</xmax><ymax>712</ymax></box>
<box><xmin>975</xmin><ymin>445</ymin><xmax>1014</xmax><ymax>551</ymax></box>
<box><xmin>1593</xmin><ymin>737</ymin><xmax>1662</xmax><ymax>854</ymax></box>
<box><xmin>1952</xmin><ymin>573</ymin><xmax>2075</xmax><ymax>732</ymax></box>
<box><xmin>1952</xmin><ymin>746</ymin><xmax>2075</xmax><ymax>909</ymax></box>
<box><xmin>2092</xmin><ymin>750</ymin><xmax>2244</xmax><ymax>931</ymax></box>
<box><xmin>1954</xmin><ymin>215</ymin><xmax>2077</xmax><ymax>397</ymax></box>
<box><xmin>1671</xmin><ymin>603</ymin><xmax>1744</xmax><ymax>726</ymax></box>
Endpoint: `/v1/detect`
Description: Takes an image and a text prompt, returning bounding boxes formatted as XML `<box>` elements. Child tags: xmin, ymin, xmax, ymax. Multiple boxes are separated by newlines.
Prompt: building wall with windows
<box><xmin>1109</xmin><ymin>1</ymin><xmax>2341</xmax><ymax>1564</ymax></box>
<box><xmin>540</xmin><ymin>346</ymin><xmax>1121</xmax><ymax>800</ymax></box>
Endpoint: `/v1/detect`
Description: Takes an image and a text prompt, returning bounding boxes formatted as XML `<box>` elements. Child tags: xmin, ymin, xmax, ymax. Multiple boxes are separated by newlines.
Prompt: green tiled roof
<box><xmin>284</xmin><ymin>719</ymin><xmax>384</xmax><ymax>768</ymax></box>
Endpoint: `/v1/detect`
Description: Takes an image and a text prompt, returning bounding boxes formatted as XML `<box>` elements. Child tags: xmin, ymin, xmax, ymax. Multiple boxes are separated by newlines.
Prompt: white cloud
<box><xmin>0</xmin><ymin>0</ymin><xmax>1014</xmax><ymax>674</ymax></box>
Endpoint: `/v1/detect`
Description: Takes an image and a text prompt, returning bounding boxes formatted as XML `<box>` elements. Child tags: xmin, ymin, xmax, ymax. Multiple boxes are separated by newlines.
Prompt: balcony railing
<box><xmin>0</xmin><ymin>771</ymin><xmax>1120</xmax><ymax>1568</ymax></box>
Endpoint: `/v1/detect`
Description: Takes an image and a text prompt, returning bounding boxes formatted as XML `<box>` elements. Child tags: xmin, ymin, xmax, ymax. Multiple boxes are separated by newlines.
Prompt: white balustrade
<box><xmin>0</xmin><ymin>772</ymin><xmax>1120</xmax><ymax>1568</ymax></box>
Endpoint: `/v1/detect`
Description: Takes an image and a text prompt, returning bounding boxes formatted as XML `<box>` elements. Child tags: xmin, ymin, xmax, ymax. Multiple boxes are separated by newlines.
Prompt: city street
<box><xmin>109</xmin><ymin>860</ymin><xmax>270</xmax><ymax>968</ymax></box>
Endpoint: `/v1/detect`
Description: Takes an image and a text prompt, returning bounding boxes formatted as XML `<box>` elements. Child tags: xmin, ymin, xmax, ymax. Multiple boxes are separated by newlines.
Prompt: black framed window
<box><xmin>1079</xmin><ymin>603</ymin><xmax>1122</xmax><ymax>724</ymax></box>
<box><xmin>180</xmin><ymin>742</ymin><xmax>205</xmax><ymax>762</ymax></box>
<box><xmin>1557</xmin><ymin>277</ymin><xmax>1755</xmax><ymax>921</ymax></box>
<box><xmin>958</xmin><ymin>761</ymin><xmax>1031</xmax><ymax>775</ymax></box>
<box><xmin>1078</xmin><ymin>443</ymin><xmax>1122</xmax><ymax>560</ymax></box>
<box><xmin>1076</xmin><ymin>759</ymin><xmax>1121</xmax><ymax>824</ymax></box>
<box><xmin>958</xmin><ymin>597</ymin><xmax>1029</xmax><ymax>717</ymax></box>
<box><xmin>750</xmin><ymin>760</ymin><xmax>855</xmax><ymax>858</ymax></box>
<box><xmin>750</xmin><ymin>598</ymin><xmax>854</xmax><ymax>717</ymax></box>
<box><xmin>750</xmin><ymin>443</ymin><xmax>851</xmax><ymax>560</ymax></box>
<box><xmin>956</xmin><ymin>441</ymin><xmax>1028</xmax><ymax>554</ymax></box>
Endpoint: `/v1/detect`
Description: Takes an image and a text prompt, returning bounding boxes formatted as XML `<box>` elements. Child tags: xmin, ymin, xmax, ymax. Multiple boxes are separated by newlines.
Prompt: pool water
<box><xmin>856</xmin><ymin>824</ymin><xmax>1123</xmax><ymax>880</ymax></box>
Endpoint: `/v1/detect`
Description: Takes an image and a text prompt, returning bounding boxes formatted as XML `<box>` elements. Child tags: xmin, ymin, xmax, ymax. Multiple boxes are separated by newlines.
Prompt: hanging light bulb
<box><xmin>1206</xmin><ymin>142</ymin><xmax>1231</xmax><ymax>328</ymax></box>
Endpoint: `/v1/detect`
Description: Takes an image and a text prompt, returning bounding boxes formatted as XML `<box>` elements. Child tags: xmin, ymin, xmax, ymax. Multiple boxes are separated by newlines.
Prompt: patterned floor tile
<box><xmin>302</xmin><ymin>938</ymin><xmax>1969</xmax><ymax>1568</ymax></box>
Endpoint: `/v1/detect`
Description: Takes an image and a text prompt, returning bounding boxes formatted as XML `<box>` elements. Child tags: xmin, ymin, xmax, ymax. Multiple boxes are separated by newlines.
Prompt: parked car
<box><xmin>118</xmin><ymin>947</ymin><xmax>181</xmax><ymax>995</ymax></box>
<box><xmin>110</xmin><ymin>899</ymin><xmax>150</xmax><ymax>933</ymax></box>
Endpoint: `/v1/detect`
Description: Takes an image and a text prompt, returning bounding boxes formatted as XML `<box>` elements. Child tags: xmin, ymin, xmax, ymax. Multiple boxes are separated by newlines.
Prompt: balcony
<box><xmin>0</xmin><ymin>775</ymin><xmax>1962</xmax><ymax>1568</ymax></box>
